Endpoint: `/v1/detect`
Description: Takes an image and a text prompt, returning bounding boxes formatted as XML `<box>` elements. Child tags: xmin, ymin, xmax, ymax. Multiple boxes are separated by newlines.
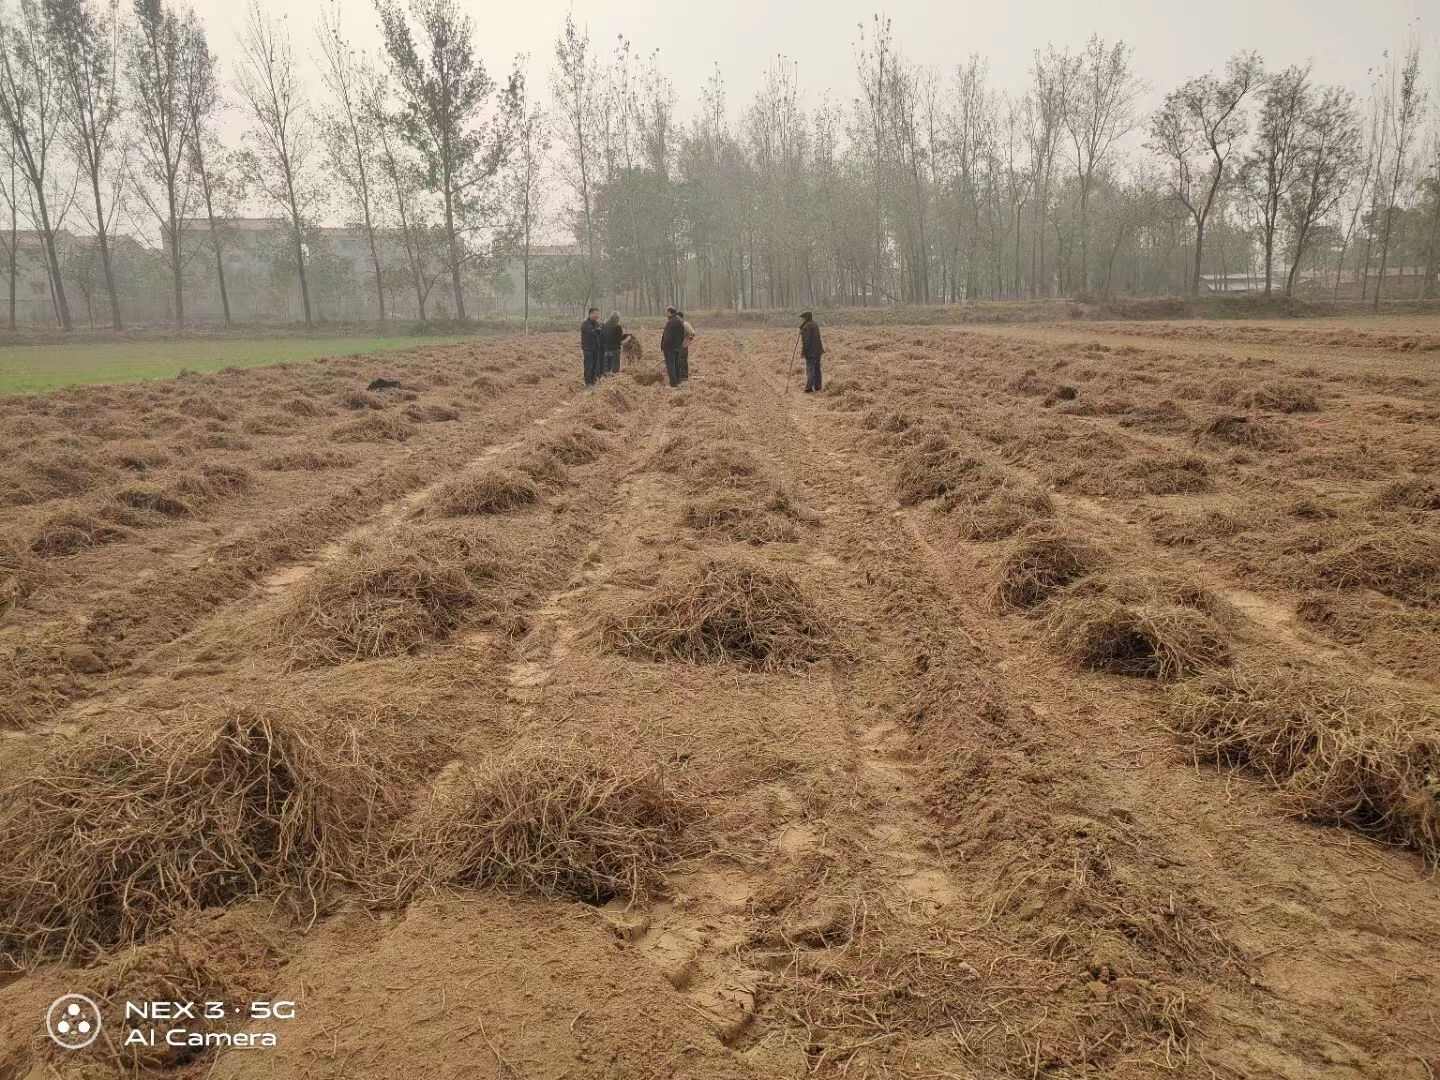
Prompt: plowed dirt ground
<box><xmin>1</xmin><ymin>317</ymin><xmax>1437</xmax><ymax>1080</ymax></box>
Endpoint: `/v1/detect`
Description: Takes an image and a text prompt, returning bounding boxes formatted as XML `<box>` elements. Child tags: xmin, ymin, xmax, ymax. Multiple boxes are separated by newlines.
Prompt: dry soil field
<box><xmin>0</xmin><ymin>316</ymin><xmax>1437</xmax><ymax>1079</ymax></box>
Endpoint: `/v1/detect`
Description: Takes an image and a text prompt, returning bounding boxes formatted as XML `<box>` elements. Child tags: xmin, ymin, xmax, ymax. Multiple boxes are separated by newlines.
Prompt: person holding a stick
<box><xmin>799</xmin><ymin>310</ymin><xmax>824</xmax><ymax>393</ymax></box>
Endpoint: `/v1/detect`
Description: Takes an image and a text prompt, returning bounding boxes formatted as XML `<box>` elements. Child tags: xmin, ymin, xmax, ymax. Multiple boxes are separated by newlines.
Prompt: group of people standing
<box><xmin>578</xmin><ymin>306</ymin><xmax>824</xmax><ymax>393</ymax></box>
<box><xmin>579</xmin><ymin>307</ymin><xmax>629</xmax><ymax>386</ymax></box>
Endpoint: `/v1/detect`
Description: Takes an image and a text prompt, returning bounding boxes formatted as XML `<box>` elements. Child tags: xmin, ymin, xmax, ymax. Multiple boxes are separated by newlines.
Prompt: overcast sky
<box><xmin>191</xmin><ymin>0</ymin><xmax>1434</xmax><ymax>125</ymax></box>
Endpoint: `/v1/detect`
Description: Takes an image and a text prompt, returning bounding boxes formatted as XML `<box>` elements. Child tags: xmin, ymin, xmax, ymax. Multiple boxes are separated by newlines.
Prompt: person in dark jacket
<box><xmin>660</xmin><ymin>306</ymin><xmax>685</xmax><ymax>388</ymax></box>
<box><xmin>601</xmin><ymin>312</ymin><xmax>624</xmax><ymax>375</ymax></box>
<box><xmin>580</xmin><ymin>307</ymin><xmax>602</xmax><ymax>386</ymax></box>
<box><xmin>800</xmin><ymin>311</ymin><xmax>824</xmax><ymax>393</ymax></box>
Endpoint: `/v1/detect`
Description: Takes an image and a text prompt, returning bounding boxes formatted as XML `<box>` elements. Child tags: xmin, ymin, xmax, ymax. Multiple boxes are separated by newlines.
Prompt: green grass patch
<box><xmin>0</xmin><ymin>336</ymin><xmax>469</xmax><ymax>395</ymax></box>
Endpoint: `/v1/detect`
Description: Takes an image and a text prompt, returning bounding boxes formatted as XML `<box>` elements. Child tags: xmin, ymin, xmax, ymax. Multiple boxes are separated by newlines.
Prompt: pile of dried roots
<box><xmin>270</xmin><ymin>524</ymin><xmax>512</xmax><ymax>666</ymax></box>
<box><xmin>601</xmin><ymin>559</ymin><xmax>834</xmax><ymax>671</ymax></box>
<box><xmin>0</xmin><ymin>703</ymin><xmax>411</xmax><ymax>962</ymax></box>
<box><xmin>1169</xmin><ymin>668</ymin><xmax>1440</xmax><ymax>859</ymax></box>
<box><xmin>990</xmin><ymin>527</ymin><xmax>1106</xmax><ymax>611</ymax></box>
<box><xmin>383</xmin><ymin>742</ymin><xmax>689</xmax><ymax>905</ymax></box>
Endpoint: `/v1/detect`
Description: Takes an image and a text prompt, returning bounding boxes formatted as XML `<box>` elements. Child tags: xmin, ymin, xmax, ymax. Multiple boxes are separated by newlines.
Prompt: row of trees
<box><xmin>0</xmin><ymin>0</ymin><xmax>526</xmax><ymax>331</ymax></box>
<box><xmin>1</xmin><ymin>0</ymin><xmax>1437</xmax><ymax>329</ymax></box>
<box><xmin>0</xmin><ymin>0</ymin><xmax>257</xmax><ymax>330</ymax></box>
<box><xmin>538</xmin><ymin>17</ymin><xmax>1439</xmax><ymax>312</ymax></box>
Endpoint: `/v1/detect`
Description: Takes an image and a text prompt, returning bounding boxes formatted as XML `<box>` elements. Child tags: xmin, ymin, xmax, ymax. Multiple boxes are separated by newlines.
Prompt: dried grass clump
<box><xmin>331</xmin><ymin>412</ymin><xmax>417</xmax><ymax>443</ymax></box>
<box><xmin>340</xmin><ymin>389</ymin><xmax>386</xmax><ymax>410</ymax></box>
<box><xmin>384</xmin><ymin>742</ymin><xmax>687</xmax><ymax>906</ymax></box>
<box><xmin>171</xmin><ymin>463</ymin><xmax>255</xmax><ymax>502</ymax></box>
<box><xmin>1044</xmin><ymin>595</ymin><xmax>1232</xmax><ymax>679</ymax></box>
<box><xmin>1</xmin><ymin>531</ymin><xmax>41</xmax><ymax>615</ymax></box>
<box><xmin>949</xmin><ymin>483</ymin><xmax>1054</xmax><ymax>541</ymax></box>
<box><xmin>1169</xmin><ymin>668</ymin><xmax>1440</xmax><ymax>859</ymax></box>
<box><xmin>682</xmin><ymin>490</ymin><xmax>801</xmax><ymax>545</ymax></box>
<box><xmin>601</xmin><ymin>559</ymin><xmax>833</xmax><ymax>672</ymax></box>
<box><xmin>608</xmin><ymin>380</ymin><xmax>639</xmax><ymax>407</ymax></box>
<box><xmin>0</xmin><ymin>703</ymin><xmax>410</xmax><ymax>961</ymax></box>
<box><xmin>109</xmin><ymin>484</ymin><xmax>193</xmax><ymax>521</ymax></box>
<box><xmin>261</xmin><ymin>449</ymin><xmax>356</xmax><ymax>471</ymax></box>
<box><xmin>1372</xmin><ymin>477</ymin><xmax>1440</xmax><ymax>513</ymax></box>
<box><xmin>631</xmin><ymin>368</ymin><xmax>664</xmax><ymax>387</ymax></box>
<box><xmin>28</xmin><ymin>510</ymin><xmax>131</xmax><ymax>558</ymax></box>
<box><xmin>108</xmin><ymin>442</ymin><xmax>171</xmax><ymax>472</ymax></box>
<box><xmin>435</xmin><ymin>469</ymin><xmax>539</xmax><ymax>516</ymax></box>
<box><xmin>1193</xmin><ymin>413</ymin><xmax>1292</xmax><ymax>450</ymax></box>
<box><xmin>1316</xmin><ymin>528</ymin><xmax>1440</xmax><ymax>607</ymax></box>
<box><xmin>583</xmin><ymin>406</ymin><xmax>625</xmax><ymax>430</ymax></box>
<box><xmin>404</xmin><ymin>402</ymin><xmax>461</xmax><ymax>423</ymax></box>
<box><xmin>1241</xmin><ymin>380</ymin><xmax>1320</xmax><ymax>413</ymax></box>
<box><xmin>1062</xmin><ymin>570</ymin><xmax>1241</xmax><ymax>625</ymax></box>
<box><xmin>1</xmin><ymin>450</ymin><xmax>114</xmax><ymax>507</ymax></box>
<box><xmin>193</xmin><ymin>431</ymin><xmax>253</xmax><ymax>451</ymax></box>
<box><xmin>1124</xmin><ymin>454</ymin><xmax>1212</xmax><ymax>495</ymax></box>
<box><xmin>1008</xmin><ymin>367</ymin><xmax>1046</xmax><ymax>396</ymax></box>
<box><xmin>271</xmin><ymin>525</ymin><xmax>512</xmax><ymax>666</ymax></box>
<box><xmin>204</xmin><ymin>462</ymin><xmax>255</xmax><ymax>492</ymax></box>
<box><xmin>241</xmin><ymin>412</ymin><xmax>301</xmax><ymax>435</ymax></box>
<box><xmin>282</xmin><ymin>396</ymin><xmax>328</xmax><ymax>418</ymax></box>
<box><xmin>662</xmin><ymin>439</ymin><xmax>764</xmax><ymax>488</ymax></box>
<box><xmin>990</xmin><ymin>527</ymin><xmax>1106</xmax><ymax>612</ymax></box>
<box><xmin>1120</xmin><ymin>399</ymin><xmax>1191</xmax><ymax>435</ymax></box>
<box><xmin>513</xmin><ymin>448</ymin><xmax>568</xmax><ymax>488</ymax></box>
<box><xmin>177</xmin><ymin>395</ymin><xmax>230</xmax><ymax>420</ymax></box>
<box><xmin>862</xmin><ymin>408</ymin><xmax>914</xmax><ymax>434</ymax></box>
<box><xmin>895</xmin><ymin>444</ymin><xmax>988</xmax><ymax>506</ymax></box>
<box><xmin>542</xmin><ymin>426</ymin><xmax>605</xmax><ymax>465</ymax></box>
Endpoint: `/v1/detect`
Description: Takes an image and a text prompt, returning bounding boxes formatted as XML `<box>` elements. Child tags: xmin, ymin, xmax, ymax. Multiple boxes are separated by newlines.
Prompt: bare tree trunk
<box><xmin>1359</xmin><ymin>230</ymin><xmax>1373</xmax><ymax>301</ymax></box>
<box><xmin>1287</xmin><ymin>222</ymin><xmax>1310</xmax><ymax>296</ymax></box>
<box><xmin>38</xmin><ymin>206</ymin><xmax>71</xmax><ymax>330</ymax></box>
<box><xmin>194</xmin><ymin>141</ymin><xmax>231</xmax><ymax>325</ymax></box>
<box><xmin>88</xmin><ymin>169</ymin><xmax>122</xmax><ymax>330</ymax></box>
<box><xmin>1262</xmin><ymin>224</ymin><xmax>1274</xmax><ymax>296</ymax></box>
<box><xmin>292</xmin><ymin>230</ymin><xmax>312</xmax><ymax>325</ymax></box>
<box><xmin>280</xmin><ymin>164</ymin><xmax>312</xmax><ymax>325</ymax></box>
<box><xmin>168</xmin><ymin>188</ymin><xmax>184</xmax><ymax>326</ymax></box>
<box><xmin>6</xmin><ymin>167</ymin><xmax>14</xmax><ymax>331</ymax></box>
<box><xmin>379</xmin><ymin>135</ymin><xmax>425</xmax><ymax>322</ymax></box>
<box><xmin>1192</xmin><ymin>217</ymin><xmax>1206</xmax><ymax>296</ymax></box>
<box><xmin>441</xmin><ymin>141</ymin><xmax>465</xmax><ymax>321</ymax></box>
<box><xmin>365</xmin><ymin>214</ymin><xmax>386</xmax><ymax>324</ymax></box>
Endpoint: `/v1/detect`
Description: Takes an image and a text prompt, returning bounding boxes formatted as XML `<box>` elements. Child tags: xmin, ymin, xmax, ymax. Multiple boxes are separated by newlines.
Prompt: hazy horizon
<box><xmin>188</xmin><ymin>0</ymin><xmax>1435</xmax><ymax>124</ymax></box>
